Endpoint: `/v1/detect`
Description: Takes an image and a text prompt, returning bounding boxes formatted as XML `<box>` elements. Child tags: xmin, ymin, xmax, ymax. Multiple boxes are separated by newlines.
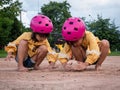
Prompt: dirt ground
<box><xmin>0</xmin><ymin>56</ymin><xmax>120</xmax><ymax>90</ymax></box>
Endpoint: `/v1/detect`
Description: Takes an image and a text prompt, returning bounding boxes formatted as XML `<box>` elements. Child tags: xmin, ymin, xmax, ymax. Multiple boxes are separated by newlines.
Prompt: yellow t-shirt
<box><xmin>55</xmin><ymin>44</ymin><xmax>63</xmax><ymax>51</ymax></box>
<box><xmin>5</xmin><ymin>32</ymin><xmax>58</xmax><ymax>62</ymax></box>
<box><xmin>58</xmin><ymin>31</ymin><xmax>103</xmax><ymax>64</ymax></box>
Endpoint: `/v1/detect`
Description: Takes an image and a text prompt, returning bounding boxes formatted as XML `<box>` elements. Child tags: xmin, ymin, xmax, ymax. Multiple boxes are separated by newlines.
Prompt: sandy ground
<box><xmin>0</xmin><ymin>56</ymin><xmax>120</xmax><ymax>90</ymax></box>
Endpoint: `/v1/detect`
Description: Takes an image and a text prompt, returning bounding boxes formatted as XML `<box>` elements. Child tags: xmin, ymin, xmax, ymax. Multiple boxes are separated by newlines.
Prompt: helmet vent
<box><xmin>67</xmin><ymin>32</ymin><xmax>71</xmax><ymax>34</ymax></box>
<box><xmin>69</xmin><ymin>22</ymin><xmax>73</xmax><ymax>24</ymax></box>
<box><xmin>74</xmin><ymin>27</ymin><xmax>78</xmax><ymax>31</ymax></box>
<box><xmin>34</xmin><ymin>16</ymin><xmax>37</xmax><ymax>18</ymax></box>
<box><xmin>78</xmin><ymin>19</ymin><xmax>81</xmax><ymax>22</ymax></box>
<box><xmin>41</xmin><ymin>16</ymin><xmax>45</xmax><ymax>18</ymax></box>
<box><xmin>64</xmin><ymin>27</ymin><xmax>66</xmax><ymax>30</ymax></box>
<box><xmin>45</xmin><ymin>24</ymin><xmax>49</xmax><ymax>26</ymax></box>
<box><xmin>39</xmin><ymin>21</ymin><xmax>42</xmax><ymax>24</ymax></box>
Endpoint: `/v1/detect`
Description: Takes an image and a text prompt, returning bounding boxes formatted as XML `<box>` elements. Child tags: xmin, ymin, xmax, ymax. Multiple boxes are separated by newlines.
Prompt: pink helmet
<box><xmin>30</xmin><ymin>14</ymin><xmax>53</xmax><ymax>33</ymax></box>
<box><xmin>62</xmin><ymin>17</ymin><xmax>86</xmax><ymax>41</ymax></box>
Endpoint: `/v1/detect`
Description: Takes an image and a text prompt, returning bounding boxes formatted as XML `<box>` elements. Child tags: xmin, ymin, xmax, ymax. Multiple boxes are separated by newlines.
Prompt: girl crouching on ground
<box><xmin>58</xmin><ymin>17</ymin><xmax>110</xmax><ymax>71</ymax></box>
<box><xmin>5</xmin><ymin>14</ymin><xmax>57</xmax><ymax>72</ymax></box>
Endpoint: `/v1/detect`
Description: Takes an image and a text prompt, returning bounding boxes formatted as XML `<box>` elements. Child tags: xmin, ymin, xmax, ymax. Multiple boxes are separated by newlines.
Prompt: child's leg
<box><xmin>71</xmin><ymin>46</ymin><xmax>86</xmax><ymax>62</ymax></box>
<box><xmin>32</xmin><ymin>45</ymin><xmax>48</xmax><ymax>70</ymax></box>
<box><xmin>95</xmin><ymin>40</ymin><xmax>110</xmax><ymax>70</ymax></box>
<box><xmin>17</xmin><ymin>40</ymin><xmax>29</xmax><ymax>72</ymax></box>
<box><xmin>71</xmin><ymin>46</ymin><xmax>89</xmax><ymax>70</ymax></box>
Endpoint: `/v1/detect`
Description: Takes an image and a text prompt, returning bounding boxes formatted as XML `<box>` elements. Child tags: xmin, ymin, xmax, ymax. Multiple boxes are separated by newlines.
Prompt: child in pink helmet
<box><xmin>58</xmin><ymin>17</ymin><xmax>110</xmax><ymax>71</ymax></box>
<box><xmin>5</xmin><ymin>14</ymin><xmax>57</xmax><ymax>72</ymax></box>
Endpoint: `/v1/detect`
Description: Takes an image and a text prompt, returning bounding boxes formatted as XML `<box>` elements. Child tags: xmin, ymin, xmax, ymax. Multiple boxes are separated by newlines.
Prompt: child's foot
<box><xmin>18</xmin><ymin>67</ymin><xmax>29</xmax><ymax>72</ymax></box>
<box><xmin>95</xmin><ymin>65</ymin><xmax>102</xmax><ymax>71</ymax></box>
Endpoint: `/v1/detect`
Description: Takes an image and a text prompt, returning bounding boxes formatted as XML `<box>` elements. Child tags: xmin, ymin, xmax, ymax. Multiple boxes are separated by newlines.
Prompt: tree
<box><xmin>0</xmin><ymin>0</ymin><xmax>22</xmax><ymax>49</ymax></box>
<box><xmin>0</xmin><ymin>0</ymin><xmax>12</xmax><ymax>6</ymax></box>
<box><xmin>87</xmin><ymin>15</ymin><xmax>120</xmax><ymax>51</ymax></box>
<box><xmin>0</xmin><ymin>0</ymin><xmax>22</xmax><ymax>19</ymax></box>
<box><xmin>9</xmin><ymin>18</ymin><xmax>22</xmax><ymax>41</ymax></box>
<box><xmin>41</xmin><ymin>1</ymin><xmax>71</xmax><ymax>47</ymax></box>
<box><xmin>0</xmin><ymin>17</ymin><xmax>13</xmax><ymax>49</ymax></box>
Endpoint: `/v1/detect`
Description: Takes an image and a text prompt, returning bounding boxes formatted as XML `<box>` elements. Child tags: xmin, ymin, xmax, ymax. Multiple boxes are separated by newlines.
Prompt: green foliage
<box><xmin>0</xmin><ymin>17</ymin><xmax>14</xmax><ymax>48</ymax></box>
<box><xmin>0</xmin><ymin>0</ymin><xmax>22</xmax><ymax>18</ymax></box>
<box><xmin>0</xmin><ymin>49</ymin><xmax>7</xmax><ymax>58</ymax></box>
<box><xmin>0</xmin><ymin>0</ymin><xmax>12</xmax><ymax>6</ymax></box>
<box><xmin>109</xmin><ymin>51</ymin><xmax>120</xmax><ymax>56</ymax></box>
<box><xmin>41</xmin><ymin>1</ymin><xmax>71</xmax><ymax>47</ymax></box>
<box><xmin>87</xmin><ymin>15</ymin><xmax>120</xmax><ymax>51</ymax></box>
<box><xmin>22</xmin><ymin>27</ymin><xmax>31</xmax><ymax>32</ymax></box>
<box><xmin>0</xmin><ymin>0</ymin><xmax>23</xmax><ymax>49</ymax></box>
<box><xmin>9</xmin><ymin>18</ymin><xmax>22</xmax><ymax>41</ymax></box>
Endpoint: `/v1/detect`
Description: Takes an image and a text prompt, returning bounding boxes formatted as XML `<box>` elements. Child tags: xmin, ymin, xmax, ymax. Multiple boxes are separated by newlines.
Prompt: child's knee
<box><xmin>38</xmin><ymin>45</ymin><xmax>48</xmax><ymax>53</ymax></box>
<box><xmin>101</xmin><ymin>40</ymin><xmax>110</xmax><ymax>48</ymax></box>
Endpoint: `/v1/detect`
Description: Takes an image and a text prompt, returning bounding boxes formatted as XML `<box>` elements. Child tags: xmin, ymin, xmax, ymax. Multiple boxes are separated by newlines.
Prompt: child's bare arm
<box><xmin>5</xmin><ymin>52</ymin><xmax>15</xmax><ymax>61</ymax></box>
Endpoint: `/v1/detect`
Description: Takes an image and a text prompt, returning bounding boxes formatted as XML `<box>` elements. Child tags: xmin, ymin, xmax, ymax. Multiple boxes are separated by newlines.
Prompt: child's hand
<box><xmin>5</xmin><ymin>54</ymin><xmax>15</xmax><ymax>61</ymax></box>
<box><xmin>62</xmin><ymin>62</ymin><xmax>72</xmax><ymax>71</ymax></box>
<box><xmin>95</xmin><ymin>64</ymin><xmax>102</xmax><ymax>71</ymax></box>
<box><xmin>72</xmin><ymin>62</ymin><xmax>89</xmax><ymax>71</ymax></box>
<box><xmin>48</xmin><ymin>62</ymin><xmax>57</xmax><ymax>70</ymax></box>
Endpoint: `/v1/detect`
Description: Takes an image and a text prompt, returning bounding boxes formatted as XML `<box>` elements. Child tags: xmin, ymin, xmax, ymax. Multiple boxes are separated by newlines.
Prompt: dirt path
<box><xmin>0</xmin><ymin>56</ymin><xmax>120</xmax><ymax>90</ymax></box>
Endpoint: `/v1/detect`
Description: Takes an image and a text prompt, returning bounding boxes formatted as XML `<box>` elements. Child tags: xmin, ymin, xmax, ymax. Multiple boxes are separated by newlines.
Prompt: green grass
<box><xmin>0</xmin><ymin>50</ymin><xmax>120</xmax><ymax>58</ymax></box>
<box><xmin>0</xmin><ymin>50</ymin><xmax>7</xmax><ymax>58</ymax></box>
<box><xmin>109</xmin><ymin>51</ymin><xmax>120</xmax><ymax>56</ymax></box>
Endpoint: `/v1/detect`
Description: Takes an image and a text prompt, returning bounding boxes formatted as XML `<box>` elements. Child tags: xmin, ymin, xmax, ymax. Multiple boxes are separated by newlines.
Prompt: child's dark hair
<box><xmin>66</xmin><ymin>41</ymin><xmax>74</xmax><ymax>46</ymax></box>
<box><xmin>55</xmin><ymin>38</ymin><xmax>65</xmax><ymax>45</ymax></box>
<box><xmin>31</xmin><ymin>32</ymin><xmax>49</xmax><ymax>42</ymax></box>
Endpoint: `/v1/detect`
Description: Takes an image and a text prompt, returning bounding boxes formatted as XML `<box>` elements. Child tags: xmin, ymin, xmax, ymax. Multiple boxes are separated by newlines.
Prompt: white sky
<box><xmin>19</xmin><ymin>0</ymin><xmax>120</xmax><ymax>30</ymax></box>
